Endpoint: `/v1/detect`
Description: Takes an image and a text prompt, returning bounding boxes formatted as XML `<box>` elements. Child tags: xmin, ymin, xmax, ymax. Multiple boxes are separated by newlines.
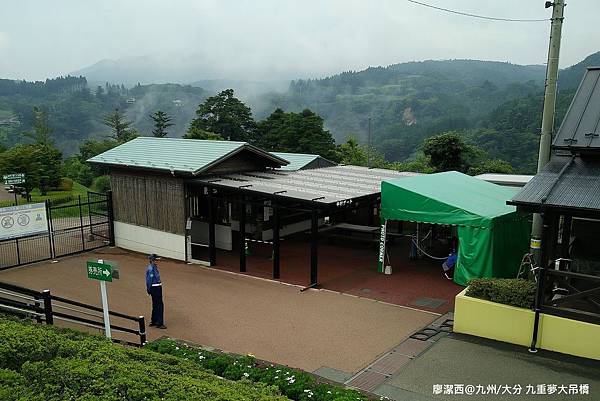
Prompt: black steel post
<box><xmin>15</xmin><ymin>237</ymin><xmax>21</xmax><ymax>266</ymax></box>
<box><xmin>47</xmin><ymin>197</ymin><xmax>56</xmax><ymax>258</ymax></box>
<box><xmin>87</xmin><ymin>191</ymin><xmax>93</xmax><ymax>236</ymax></box>
<box><xmin>78</xmin><ymin>195</ymin><xmax>86</xmax><ymax>251</ymax></box>
<box><xmin>530</xmin><ymin>212</ymin><xmax>551</xmax><ymax>352</ymax></box>
<box><xmin>273</xmin><ymin>204</ymin><xmax>280</xmax><ymax>279</ymax></box>
<box><xmin>138</xmin><ymin>316</ymin><xmax>147</xmax><ymax>346</ymax></box>
<box><xmin>208</xmin><ymin>190</ymin><xmax>216</xmax><ymax>266</ymax></box>
<box><xmin>45</xmin><ymin>200</ymin><xmax>52</xmax><ymax>260</ymax></box>
<box><xmin>560</xmin><ymin>215</ymin><xmax>572</xmax><ymax>259</ymax></box>
<box><xmin>42</xmin><ymin>289</ymin><xmax>53</xmax><ymax>325</ymax></box>
<box><xmin>310</xmin><ymin>209</ymin><xmax>319</xmax><ymax>286</ymax></box>
<box><xmin>239</xmin><ymin>197</ymin><xmax>246</xmax><ymax>272</ymax></box>
<box><xmin>107</xmin><ymin>190</ymin><xmax>115</xmax><ymax>246</ymax></box>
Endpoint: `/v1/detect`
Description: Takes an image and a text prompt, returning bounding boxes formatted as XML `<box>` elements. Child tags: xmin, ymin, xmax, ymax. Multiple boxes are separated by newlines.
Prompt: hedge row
<box><xmin>0</xmin><ymin>316</ymin><xmax>288</xmax><ymax>401</ymax></box>
<box><xmin>146</xmin><ymin>339</ymin><xmax>370</xmax><ymax>401</ymax></box>
<box><xmin>466</xmin><ymin>278</ymin><xmax>536</xmax><ymax>309</ymax></box>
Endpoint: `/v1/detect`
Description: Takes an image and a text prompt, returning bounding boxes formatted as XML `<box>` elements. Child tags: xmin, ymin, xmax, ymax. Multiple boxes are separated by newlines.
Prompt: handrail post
<box><xmin>138</xmin><ymin>316</ymin><xmax>146</xmax><ymax>346</ymax></box>
<box><xmin>42</xmin><ymin>289</ymin><xmax>53</xmax><ymax>325</ymax></box>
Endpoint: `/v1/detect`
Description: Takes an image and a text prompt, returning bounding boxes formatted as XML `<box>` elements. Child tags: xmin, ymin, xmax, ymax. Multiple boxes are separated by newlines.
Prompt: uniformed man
<box><xmin>146</xmin><ymin>253</ymin><xmax>166</xmax><ymax>329</ymax></box>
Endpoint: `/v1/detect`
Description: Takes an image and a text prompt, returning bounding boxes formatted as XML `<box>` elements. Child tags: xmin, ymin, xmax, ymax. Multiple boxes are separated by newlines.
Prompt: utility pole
<box><xmin>367</xmin><ymin>117</ymin><xmax>372</xmax><ymax>168</ymax></box>
<box><xmin>530</xmin><ymin>0</ymin><xmax>565</xmax><ymax>263</ymax></box>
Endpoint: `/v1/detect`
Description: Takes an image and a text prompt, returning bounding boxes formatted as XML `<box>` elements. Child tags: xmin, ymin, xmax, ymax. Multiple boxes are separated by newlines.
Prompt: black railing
<box><xmin>540</xmin><ymin>268</ymin><xmax>600</xmax><ymax>325</ymax></box>
<box><xmin>0</xmin><ymin>191</ymin><xmax>113</xmax><ymax>270</ymax></box>
<box><xmin>0</xmin><ymin>281</ymin><xmax>146</xmax><ymax>346</ymax></box>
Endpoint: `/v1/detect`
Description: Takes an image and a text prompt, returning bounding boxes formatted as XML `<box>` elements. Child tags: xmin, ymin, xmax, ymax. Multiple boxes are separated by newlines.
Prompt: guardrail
<box><xmin>0</xmin><ymin>281</ymin><xmax>146</xmax><ymax>346</ymax></box>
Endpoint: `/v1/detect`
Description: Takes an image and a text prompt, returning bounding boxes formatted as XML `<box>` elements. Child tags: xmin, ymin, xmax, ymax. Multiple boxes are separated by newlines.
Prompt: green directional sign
<box><xmin>87</xmin><ymin>261</ymin><xmax>112</xmax><ymax>282</ymax></box>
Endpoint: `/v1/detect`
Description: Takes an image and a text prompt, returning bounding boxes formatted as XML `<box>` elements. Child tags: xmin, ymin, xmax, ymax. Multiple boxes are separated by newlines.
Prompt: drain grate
<box><xmin>410</xmin><ymin>297</ymin><xmax>447</xmax><ymax>309</ymax></box>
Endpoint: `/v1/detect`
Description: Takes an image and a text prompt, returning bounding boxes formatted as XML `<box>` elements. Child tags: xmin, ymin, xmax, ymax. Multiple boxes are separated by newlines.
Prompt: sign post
<box><xmin>87</xmin><ymin>259</ymin><xmax>113</xmax><ymax>339</ymax></box>
<box><xmin>377</xmin><ymin>219</ymin><xmax>387</xmax><ymax>273</ymax></box>
<box><xmin>3</xmin><ymin>173</ymin><xmax>25</xmax><ymax>206</ymax></box>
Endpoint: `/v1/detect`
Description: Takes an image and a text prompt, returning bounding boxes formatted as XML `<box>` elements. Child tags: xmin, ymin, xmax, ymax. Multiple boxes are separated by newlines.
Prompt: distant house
<box><xmin>126</xmin><ymin>98</ymin><xmax>136</xmax><ymax>104</ymax></box>
<box><xmin>172</xmin><ymin>99</ymin><xmax>183</xmax><ymax>107</ymax></box>
<box><xmin>270</xmin><ymin>152</ymin><xmax>336</xmax><ymax>171</ymax></box>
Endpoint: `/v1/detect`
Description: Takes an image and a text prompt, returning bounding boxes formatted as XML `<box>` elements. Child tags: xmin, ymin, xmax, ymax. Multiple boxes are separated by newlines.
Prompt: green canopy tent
<box><xmin>379</xmin><ymin>171</ymin><xmax>530</xmax><ymax>286</ymax></box>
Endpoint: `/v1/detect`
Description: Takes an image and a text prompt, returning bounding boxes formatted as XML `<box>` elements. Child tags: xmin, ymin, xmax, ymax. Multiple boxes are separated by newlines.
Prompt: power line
<box><xmin>406</xmin><ymin>0</ymin><xmax>549</xmax><ymax>22</ymax></box>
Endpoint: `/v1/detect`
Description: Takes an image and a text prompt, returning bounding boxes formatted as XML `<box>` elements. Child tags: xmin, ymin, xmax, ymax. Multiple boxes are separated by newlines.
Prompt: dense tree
<box><xmin>103</xmin><ymin>108</ymin><xmax>136</xmax><ymax>142</ymax></box>
<box><xmin>62</xmin><ymin>157</ymin><xmax>94</xmax><ymax>187</ymax></box>
<box><xmin>149</xmin><ymin>110</ymin><xmax>174</xmax><ymax>137</ymax></box>
<box><xmin>183</xmin><ymin>129</ymin><xmax>224</xmax><ymax>140</ymax></box>
<box><xmin>335</xmin><ymin>137</ymin><xmax>387</xmax><ymax>168</ymax></box>
<box><xmin>256</xmin><ymin>108</ymin><xmax>336</xmax><ymax>160</ymax></box>
<box><xmin>188</xmin><ymin>89</ymin><xmax>256</xmax><ymax>142</ymax></box>
<box><xmin>422</xmin><ymin>132</ymin><xmax>476</xmax><ymax>173</ymax></box>
<box><xmin>0</xmin><ymin>144</ymin><xmax>42</xmax><ymax>193</ymax></box>
<box><xmin>20</xmin><ymin>108</ymin><xmax>63</xmax><ymax>194</ymax></box>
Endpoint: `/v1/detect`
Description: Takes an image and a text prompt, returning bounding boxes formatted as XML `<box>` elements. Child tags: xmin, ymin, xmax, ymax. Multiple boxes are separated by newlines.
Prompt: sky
<box><xmin>0</xmin><ymin>0</ymin><xmax>598</xmax><ymax>82</ymax></box>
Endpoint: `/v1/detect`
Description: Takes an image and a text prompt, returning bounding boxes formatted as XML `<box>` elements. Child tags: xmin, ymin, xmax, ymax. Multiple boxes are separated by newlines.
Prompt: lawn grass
<box><xmin>0</xmin><ymin>180</ymin><xmax>91</xmax><ymax>209</ymax></box>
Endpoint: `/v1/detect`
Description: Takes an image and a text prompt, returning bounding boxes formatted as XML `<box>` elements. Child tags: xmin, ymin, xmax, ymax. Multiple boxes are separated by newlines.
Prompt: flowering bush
<box><xmin>146</xmin><ymin>339</ymin><xmax>370</xmax><ymax>401</ymax></box>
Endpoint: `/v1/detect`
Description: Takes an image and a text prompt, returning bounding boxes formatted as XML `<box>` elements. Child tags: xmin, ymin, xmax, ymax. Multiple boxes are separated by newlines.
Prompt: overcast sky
<box><xmin>0</xmin><ymin>0</ymin><xmax>598</xmax><ymax>81</ymax></box>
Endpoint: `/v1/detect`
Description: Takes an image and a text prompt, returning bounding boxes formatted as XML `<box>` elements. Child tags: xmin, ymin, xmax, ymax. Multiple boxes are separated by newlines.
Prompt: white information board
<box><xmin>0</xmin><ymin>203</ymin><xmax>49</xmax><ymax>240</ymax></box>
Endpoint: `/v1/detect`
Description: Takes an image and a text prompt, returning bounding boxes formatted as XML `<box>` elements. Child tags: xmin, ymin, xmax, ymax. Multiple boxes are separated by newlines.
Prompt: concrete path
<box><xmin>372</xmin><ymin>334</ymin><xmax>600</xmax><ymax>401</ymax></box>
<box><xmin>0</xmin><ymin>248</ymin><xmax>437</xmax><ymax>374</ymax></box>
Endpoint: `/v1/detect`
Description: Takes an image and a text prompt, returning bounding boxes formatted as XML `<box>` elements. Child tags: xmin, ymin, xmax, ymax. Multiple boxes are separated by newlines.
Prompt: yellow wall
<box><xmin>454</xmin><ymin>288</ymin><xmax>600</xmax><ymax>361</ymax></box>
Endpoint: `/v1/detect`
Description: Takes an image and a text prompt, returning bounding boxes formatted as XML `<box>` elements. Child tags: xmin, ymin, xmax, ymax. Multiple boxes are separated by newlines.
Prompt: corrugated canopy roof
<box><xmin>271</xmin><ymin>152</ymin><xmax>336</xmax><ymax>171</ymax></box>
<box><xmin>191</xmin><ymin>165</ymin><xmax>418</xmax><ymax>205</ymax></box>
<box><xmin>87</xmin><ymin>137</ymin><xmax>288</xmax><ymax>174</ymax></box>
<box><xmin>509</xmin><ymin>155</ymin><xmax>600</xmax><ymax>214</ymax></box>
<box><xmin>553</xmin><ymin>67</ymin><xmax>600</xmax><ymax>151</ymax></box>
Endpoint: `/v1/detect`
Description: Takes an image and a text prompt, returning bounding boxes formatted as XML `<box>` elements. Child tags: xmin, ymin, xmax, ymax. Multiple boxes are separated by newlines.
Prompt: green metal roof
<box><xmin>271</xmin><ymin>152</ymin><xmax>335</xmax><ymax>171</ymax></box>
<box><xmin>87</xmin><ymin>137</ymin><xmax>288</xmax><ymax>175</ymax></box>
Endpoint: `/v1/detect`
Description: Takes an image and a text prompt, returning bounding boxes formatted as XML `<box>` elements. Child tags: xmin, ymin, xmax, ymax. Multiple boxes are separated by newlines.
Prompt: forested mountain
<box><xmin>249</xmin><ymin>54</ymin><xmax>599</xmax><ymax>173</ymax></box>
<box><xmin>0</xmin><ymin>78</ymin><xmax>208</xmax><ymax>155</ymax></box>
<box><xmin>1</xmin><ymin>52</ymin><xmax>599</xmax><ymax>170</ymax></box>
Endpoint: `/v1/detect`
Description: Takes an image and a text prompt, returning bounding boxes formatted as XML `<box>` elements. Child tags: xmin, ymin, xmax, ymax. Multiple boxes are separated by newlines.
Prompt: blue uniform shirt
<box><xmin>146</xmin><ymin>263</ymin><xmax>161</xmax><ymax>292</ymax></box>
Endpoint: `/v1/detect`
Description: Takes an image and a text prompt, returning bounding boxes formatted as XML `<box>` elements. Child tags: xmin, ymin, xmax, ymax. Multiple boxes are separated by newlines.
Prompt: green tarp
<box><xmin>380</xmin><ymin>171</ymin><xmax>530</xmax><ymax>286</ymax></box>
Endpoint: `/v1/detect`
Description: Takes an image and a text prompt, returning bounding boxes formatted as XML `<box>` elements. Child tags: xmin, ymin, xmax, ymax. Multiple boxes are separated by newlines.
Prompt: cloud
<box><xmin>0</xmin><ymin>32</ymin><xmax>8</xmax><ymax>49</ymax></box>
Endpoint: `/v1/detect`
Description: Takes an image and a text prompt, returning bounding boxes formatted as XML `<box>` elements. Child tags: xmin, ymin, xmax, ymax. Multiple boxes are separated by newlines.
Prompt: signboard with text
<box><xmin>2</xmin><ymin>173</ymin><xmax>25</xmax><ymax>186</ymax></box>
<box><xmin>0</xmin><ymin>203</ymin><xmax>48</xmax><ymax>240</ymax></box>
<box><xmin>87</xmin><ymin>261</ymin><xmax>113</xmax><ymax>282</ymax></box>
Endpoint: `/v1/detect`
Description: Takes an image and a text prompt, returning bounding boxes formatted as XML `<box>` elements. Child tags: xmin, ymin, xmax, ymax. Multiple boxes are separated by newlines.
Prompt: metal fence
<box><xmin>0</xmin><ymin>280</ymin><xmax>146</xmax><ymax>346</ymax></box>
<box><xmin>0</xmin><ymin>191</ymin><xmax>113</xmax><ymax>270</ymax></box>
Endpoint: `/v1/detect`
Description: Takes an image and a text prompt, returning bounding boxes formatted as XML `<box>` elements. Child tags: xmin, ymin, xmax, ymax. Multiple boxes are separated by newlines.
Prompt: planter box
<box><xmin>454</xmin><ymin>287</ymin><xmax>600</xmax><ymax>361</ymax></box>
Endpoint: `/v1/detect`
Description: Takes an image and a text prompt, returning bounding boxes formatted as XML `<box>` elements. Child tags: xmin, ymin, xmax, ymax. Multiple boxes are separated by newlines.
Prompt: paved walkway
<box><xmin>364</xmin><ymin>334</ymin><xmax>600</xmax><ymax>401</ymax></box>
<box><xmin>0</xmin><ymin>248</ymin><xmax>437</xmax><ymax>374</ymax></box>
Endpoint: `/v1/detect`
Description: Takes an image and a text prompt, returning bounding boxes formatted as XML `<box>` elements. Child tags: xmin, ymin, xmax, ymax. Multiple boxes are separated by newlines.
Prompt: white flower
<box><xmin>327</xmin><ymin>391</ymin><xmax>332</xmax><ymax>394</ymax></box>
<box><xmin>243</xmin><ymin>373</ymin><xmax>250</xmax><ymax>378</ymax></box>
<box><xmin>175</xmin><ymin>346</ymin><xmax>179</xmax><ymax>350</ymax></box>
<box><xmin>274</xmin><ymin>376</ymin><xmax>279</xmax><ymax>379</ymax></box>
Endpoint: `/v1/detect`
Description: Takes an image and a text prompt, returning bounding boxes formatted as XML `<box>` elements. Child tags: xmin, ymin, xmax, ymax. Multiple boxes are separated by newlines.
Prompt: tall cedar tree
<box><xmin>104</xmin><ymin>108</ymin><xmax>135</xmax><ymax>143</ymax></box>
<box><xmin>256</xmin><ymin>108</ymin><xmax>336</xmax><ymax>160</ymax></box>
<box><xmin>187</xmin><ymin>89</ymin><xmax>256</xmax><ymax>142</ymax></box>
<box><xmin>149</xmin><ymin>110</ymin><xmax>174</xmax><ymax>138</ymax></box>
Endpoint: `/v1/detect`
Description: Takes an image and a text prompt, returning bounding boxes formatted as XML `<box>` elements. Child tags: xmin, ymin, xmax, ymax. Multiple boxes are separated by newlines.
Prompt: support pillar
<box><xmin>273</xmin><ymin>204</ymin><xmax>280</xmax><ymax>279</ymax></box>
<box><xmin>310</xmin><ymin>209</ymin><xmax>318</xmax><ymax>286</ymax></box>
<box><xmin>208</xmin><ymin>190</ymin><xmax>216</xmax><ymax>266</ymax></box>
<box><xmin>239</xmin><ymin>197</ymin><xmax>246</xmax><ymax>272</ymax></box>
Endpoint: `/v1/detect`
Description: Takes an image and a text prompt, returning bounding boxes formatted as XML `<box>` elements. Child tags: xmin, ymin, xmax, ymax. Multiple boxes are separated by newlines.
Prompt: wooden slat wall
<box><xmin>111</xmin><ymin>171</ymin><xmax>185</xmax><ymax>234</ymax></box>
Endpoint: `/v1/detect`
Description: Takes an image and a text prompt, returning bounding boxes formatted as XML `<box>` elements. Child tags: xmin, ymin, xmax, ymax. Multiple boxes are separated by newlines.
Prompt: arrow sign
<box><xmin>87</xmin><ymin>261</ymin><xmax>113</xmax><ymax>282</ymax></box>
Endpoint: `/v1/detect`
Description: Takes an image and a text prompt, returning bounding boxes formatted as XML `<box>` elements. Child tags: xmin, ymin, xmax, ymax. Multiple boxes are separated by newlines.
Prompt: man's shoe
<box><xmin>149</xmin><ymin>323</ymin><xmax>157</xmax><ymax>327</ymax></box>
<box><xmin>157</xmin><ymin>325</ymin><xmax>167</xmax><ymax>329</ymax></box>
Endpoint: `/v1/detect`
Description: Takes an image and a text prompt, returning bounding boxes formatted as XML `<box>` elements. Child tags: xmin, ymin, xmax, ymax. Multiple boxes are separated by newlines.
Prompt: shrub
<box><xmin>466</xmin><ymin>278</ymin><xmax>536</xmax><ymax>309</ymax></box>
<box><xmin>0</xmin><ymin>316</ymin><xmax>288</xmax><ymax>401</ymax></box>
<box><xmin>58</xmin><ymin>177</ymin><xmax>74</xmax><ymax>191</ymax></box>
<box><xmin>92</xmin><ymin>175</ymin><xmax>111</xmax><ymax>193</ymax></box>
<box><xmin>146</xmin><ymin>339</ymin><xmax>369</xmax><ymax>401</ymax></box>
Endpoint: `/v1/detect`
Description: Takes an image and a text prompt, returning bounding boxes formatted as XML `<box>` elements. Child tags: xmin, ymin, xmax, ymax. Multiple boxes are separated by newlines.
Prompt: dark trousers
<box><xmin>149</xmin><ymin>286</ymin><xmax>164</xmax><ymax>325</ymax></box>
